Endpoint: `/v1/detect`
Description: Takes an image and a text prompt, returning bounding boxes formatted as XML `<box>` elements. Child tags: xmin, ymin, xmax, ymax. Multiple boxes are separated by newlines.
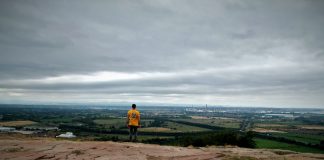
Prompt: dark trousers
<box><xmin>129</xmin><ymin>125</ymin><xmax>138</xmax><ymax>141</ymax></box>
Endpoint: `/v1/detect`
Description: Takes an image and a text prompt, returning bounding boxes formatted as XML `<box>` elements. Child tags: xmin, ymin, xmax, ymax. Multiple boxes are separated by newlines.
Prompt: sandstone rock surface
<box><xmin>1</xmin><ymin>138</ymin><xmax>324</xmax><ymax>160</ymax></box>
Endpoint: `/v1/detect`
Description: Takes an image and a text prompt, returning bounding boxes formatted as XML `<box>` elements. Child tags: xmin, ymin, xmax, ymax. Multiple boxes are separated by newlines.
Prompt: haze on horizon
<box><xmin>0</xmin><ymin>0</ymin><xmax>324</xmax><ymax>108</ymax></box>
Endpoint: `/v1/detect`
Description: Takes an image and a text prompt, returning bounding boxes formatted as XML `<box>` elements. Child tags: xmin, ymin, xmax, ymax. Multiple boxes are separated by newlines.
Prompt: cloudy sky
<box><xmin>0</xmin><ymin>0</ymin><xmax>324</xmax><ymax>107</ymax></box>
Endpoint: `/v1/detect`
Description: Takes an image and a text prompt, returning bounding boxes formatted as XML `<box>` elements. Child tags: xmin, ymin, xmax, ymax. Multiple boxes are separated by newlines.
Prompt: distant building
<box><xmin>0</xmin><ymin>126</ymin><xmax>15</xmax><ymax>132</ymax></box>
<box><xmin>56</xmin><ymin>132</ymin><xmax>76</xmax><ymax>138</ymax></box>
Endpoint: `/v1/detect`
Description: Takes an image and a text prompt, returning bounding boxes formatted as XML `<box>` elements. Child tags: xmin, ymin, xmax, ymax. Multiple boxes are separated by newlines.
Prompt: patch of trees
<box><xmin>143</xmin><ymin>131</ymin><xmax>256</xmax><ymax>148</ymax></box>
<box><xmin>320</xmin><ymin>140</ymin><xmax>324</xmax><ymax>149</ymax></box>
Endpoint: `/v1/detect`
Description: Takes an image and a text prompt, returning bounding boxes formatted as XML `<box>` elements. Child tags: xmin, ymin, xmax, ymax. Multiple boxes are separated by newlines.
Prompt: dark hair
<box><xmin>132</xmin><ymin>104</ymin><xmax>136</xmax><ymax>108</ymax></box>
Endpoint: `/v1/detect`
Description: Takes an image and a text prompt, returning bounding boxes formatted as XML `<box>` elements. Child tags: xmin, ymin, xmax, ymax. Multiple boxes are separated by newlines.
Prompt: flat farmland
<box><xmin>252</xmin><ymin>119</ymin><xmax>324</xmax><ymax>152</ymax></box>
<box><xmin>42</xmin><ymin>117</ymin><xmax>73</xmax><ymax>123</ymax></box>
<box><xmin>140</xmin><ymin>127</ymin><xmax>173</xmax><ymax>132</ymax></box>
<box><xmin>297</xmin><ymin>125</ymin><xmax>324</xmax><ymax>130</ymax></box>
<box><xmin>93</xmin><ymin>118</ymin><xmax>126</xmax><ymax>129</ymax></box>
<box><xmin>164</xmin><ymin>121</ymin><xmax>211</xmax><ymax>132</ymax></box>
<box><xmin>174</xmin><ymin>117</ymin><xmax>241</xmax><ymax>129</ymax></box>
<box><xmin>94</xmin><ymin>119</ymin><xmax>125</xmax><ymax>125</ymax></box>
<box><xmin>0</xmin><ymin>120</ymin><xmax>37</xmax><ymax>126</ymax></box>
<box><xmin>252</xmin><ymin>122</ymin><xmax>309</xmax><ymax>132</ymax></box>
<box><xmin>252</xmin><ymin>123</ymin><xmax>290</xmax><ymax>133</ymax></box>
<box><xmin>254</xmin><ymin>123</ymin><xmax>324</xmax><ymax>131</ymax></box>
<box><xmin>253</xmin><ymin>120</ymin><xmax>304</xmax><ymax>126</ymax></box>
<box><xmin>271</xmin><ymin>132</ymin><xmax>324</xmax><ymax>145</ymax></box>
<box><xmin>139</xmin><ymin>121</ymin><xmax>211</xmax><ymax>133</ymax></box>
<box><xmin>252</xmin><ymin>128</ymin><xmax>286</xmax><ymax>133</ymax></box>
<box><xmin>254</xmin><ymin>123</ymin><xmax>288</xmax><ymax>128</ymax></box>
<box><xmin>254</xmin><ymin>138</ymin><xmax>324</xmax><ymax>154</ymax></box>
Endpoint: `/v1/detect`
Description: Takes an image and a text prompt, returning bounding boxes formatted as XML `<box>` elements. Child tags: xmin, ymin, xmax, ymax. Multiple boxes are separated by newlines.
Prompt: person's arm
<box><xmin>138</xmin><ymin>112</ymin><xmax>141</xmax><ymax>127</ymax></box>
<box><xmin>126</xmin><ymin>112</ymin><xmax>130</xmax><ymax>127</ymax></box>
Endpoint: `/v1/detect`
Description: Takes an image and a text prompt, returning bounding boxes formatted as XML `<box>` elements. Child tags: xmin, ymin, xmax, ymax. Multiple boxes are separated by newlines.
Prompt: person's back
<box><xmin>126</xmin><ymin>104</ymin><xmax>140</xmax><ymax>141</ymax></box>
<box><xmin>127</xmin><ymin>108</ymin><xmax>140</xmax><ymax>126</ymax></box>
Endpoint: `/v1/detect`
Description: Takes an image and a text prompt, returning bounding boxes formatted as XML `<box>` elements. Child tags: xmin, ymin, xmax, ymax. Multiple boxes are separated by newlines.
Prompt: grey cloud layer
<box><xmin>0</xmin><ymin>0</ymin><xmax>324</xmax><ymax>107</ymax></box>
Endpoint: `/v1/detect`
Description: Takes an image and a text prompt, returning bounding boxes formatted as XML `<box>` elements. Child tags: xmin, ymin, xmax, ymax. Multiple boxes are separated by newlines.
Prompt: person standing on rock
<box><xmin>126</xmin><ymin>104</ymin><xmax>141</xmax><ymax>142</ymax></box>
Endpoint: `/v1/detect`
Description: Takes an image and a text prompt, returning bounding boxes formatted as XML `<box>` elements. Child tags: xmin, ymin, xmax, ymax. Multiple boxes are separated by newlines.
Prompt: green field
<box><xmin>124</xmin><ymin>121</ymin><xmax>210</xmax><ymax>133</ymax></box>
<box><xmin>271</xmin><ymin>132</ymin><xmax>324</xmax><ymax>145</ymax></box>
<box><xmin>42</xmin><ymin>117</ymin><xmax>73</xmax><ymax>123</ymax></box>
<box><xmin>253</xmin><ymin>120</ymin><xmax>304</xmax><ymax>126</ymax></box>
<box><xmin>164</xmin><ymin>121</ymin><xmax>211</xmax><ymax>132</ymax></box>
<box><xmin>254</xmin><ymin>138</ymin><xmax>324</xmax><ymax>154</ymax></box>
<box><xmin>94</xmin><ymin>118</ymin><xmax>125</xmax><ymax>125</ymax></box>
<box><xmin>175</xmin><ymin>118</ymin><xmax>241</xmax><ymax>129</ymax></box>
<box><xmin>93</xmin><ymin>118</ymin><xmax>126</xmax><ymax>129</ymax></box>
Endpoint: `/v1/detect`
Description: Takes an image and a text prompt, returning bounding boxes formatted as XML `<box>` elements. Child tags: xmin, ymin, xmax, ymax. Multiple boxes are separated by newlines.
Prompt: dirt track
<box><xmin>1</xmin><ymin>139</ymin><xmax>324</xmax><ymax>160</ymax></box>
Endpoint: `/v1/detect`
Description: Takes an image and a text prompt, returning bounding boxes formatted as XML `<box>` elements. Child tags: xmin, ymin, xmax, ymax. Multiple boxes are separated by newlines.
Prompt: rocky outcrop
<box><xmin>1</xmin><ymin>138</ymin><xmax>323</xmax><ymax>160</ymax></box>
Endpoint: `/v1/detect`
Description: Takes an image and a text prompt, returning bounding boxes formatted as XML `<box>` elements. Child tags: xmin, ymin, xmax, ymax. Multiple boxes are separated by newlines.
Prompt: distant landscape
<box><xmin>1</xmin><ymin>104</ymin><xmax>323</xmax><ymax>154</ymax></box>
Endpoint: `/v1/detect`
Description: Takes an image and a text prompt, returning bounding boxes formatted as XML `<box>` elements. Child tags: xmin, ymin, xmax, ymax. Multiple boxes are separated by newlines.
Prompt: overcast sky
<box><xmin>0</xmin><ymin>0</ymin><xmax>324</xmax><ymax>107</ymax></box>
